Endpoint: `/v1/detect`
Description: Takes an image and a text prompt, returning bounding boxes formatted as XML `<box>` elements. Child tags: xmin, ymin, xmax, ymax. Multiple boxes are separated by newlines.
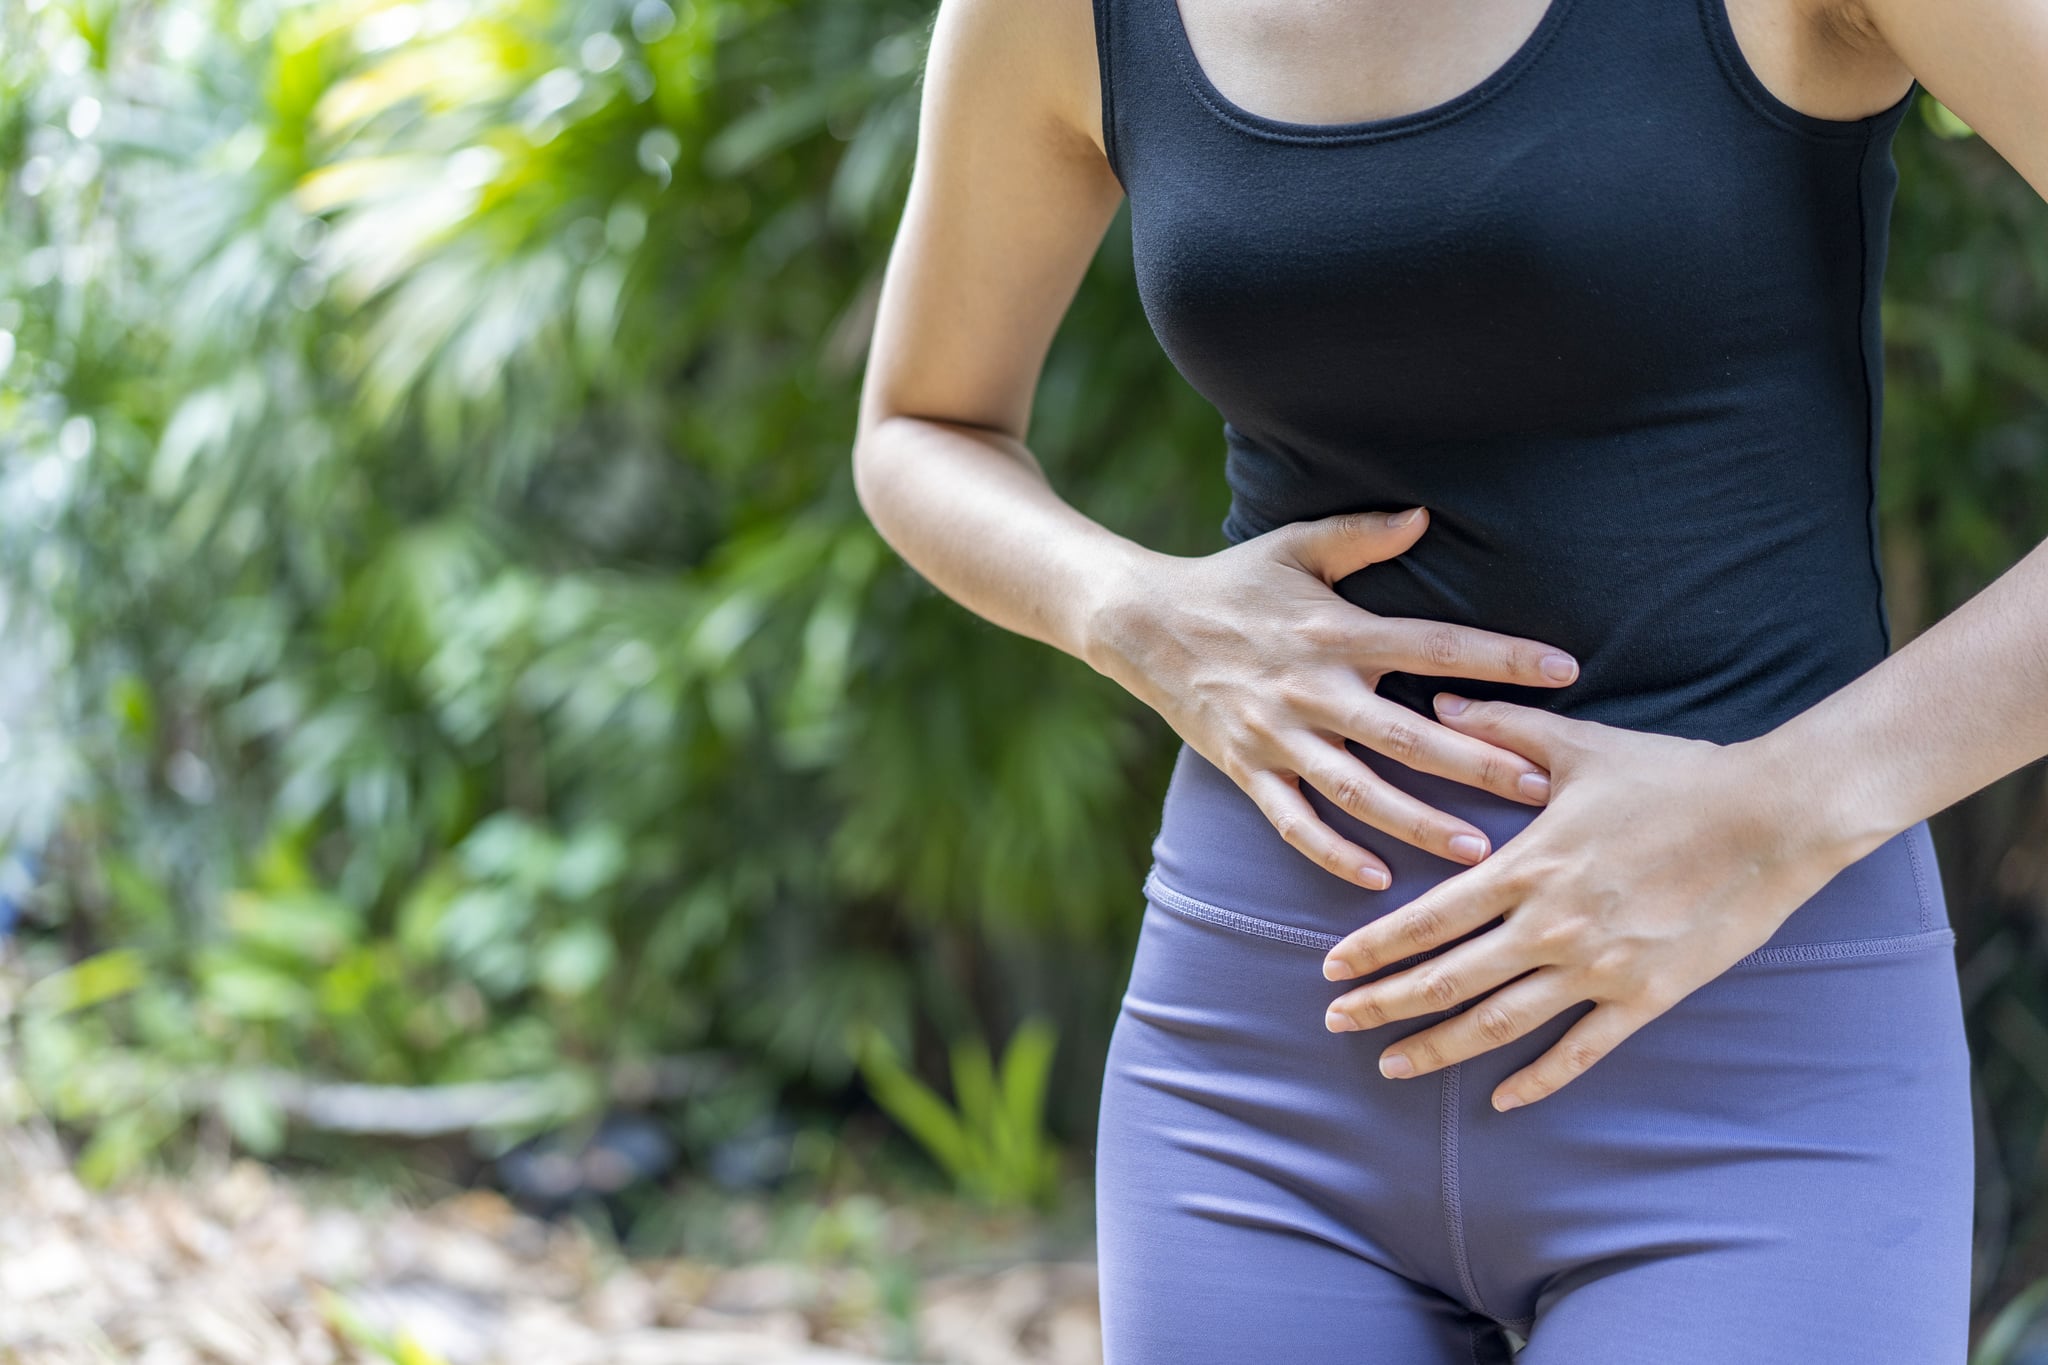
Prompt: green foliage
<box><xmin>0</xmin><ymin>0</ymin><xmax>1208</xmax><ymax>1186</ymax></box>
<box><xmin>855</xmin><ymin>1017</ymin><xmax>1061</xmax><ymax>1211</ymax></box>
<box><xmin>1970</xmin><ymin>1274</ymin><xmax>2048</xmax><ymax>1365</ymax></box>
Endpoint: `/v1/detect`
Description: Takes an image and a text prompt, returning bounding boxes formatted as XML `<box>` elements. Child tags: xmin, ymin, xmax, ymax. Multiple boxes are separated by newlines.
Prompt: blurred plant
<box><xmin>1971</xmin><ymin>1273</ymin><xmax>2048</xmax><ymax>1365</ymax></box>
<box><xmin>314</xmin><ymin>1285</ymin><xmax>455</xmax><ymax>1365</ymax></box>
<box><xmin>0</xmin><ymin>0</ymin><xmax>1199</xmax><ymax>1185</ymax></box>
<box><xmin>855</xmin><ymin>1016</ymin><xmax>1060</xmax><ymax>1211</ymax></box>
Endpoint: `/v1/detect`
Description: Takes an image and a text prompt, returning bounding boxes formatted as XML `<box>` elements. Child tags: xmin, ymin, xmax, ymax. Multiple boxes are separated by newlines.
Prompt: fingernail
<box><xmin>1326</xmin><ymin>1010</ymin><xmax>1355</xmax><ymax>1033</ymax></box>
<box><xmin>1360</xmin><ymin>866</ymin><xmax>1390</xmax><ymax>890</ymax></box>
<box><xmin>1518</xmin><ymin>772</ymin><xmax>1551</xmax><ymax>800</ymax></box>
<box><xmin>1322</xmin><ymin>957</ymin><xmax>1349</xmax><ymax>981</ymax></box>
<box><xmin>1494</xmin><ymin>1092</ymin><xmax>1523</xmax><ymax>1112</ymax></box>
<box><xmin>1541</xmin><ymin>653</ymin><xmax>1578</xmax><ymax>683</ymax></box>
<box><xmin>1387</xmin><ymin>507</ymin><xmax>1423</xmax><ymax>527</ymax></box>
<box><xmin>1380</xmin><ymin>1053</ymin><xmax>1414</xmax><ymax>1079</ymax></box>
<box><xmin>1435</xmin><ymin>693</ymin><xmax>1469</xmax><ymax>715</ymax></box>
<box><xmin>1450</xmin><ymin>833</ymin><xmax>1487</xmax><ymax>862</ymax></box>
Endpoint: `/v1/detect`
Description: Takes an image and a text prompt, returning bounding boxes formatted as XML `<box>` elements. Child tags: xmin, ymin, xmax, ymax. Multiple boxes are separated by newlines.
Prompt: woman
<box><xmin>851</xmin><ymin>0</ymin><xmax>2048</xmax><ymax>1357</ymax></box>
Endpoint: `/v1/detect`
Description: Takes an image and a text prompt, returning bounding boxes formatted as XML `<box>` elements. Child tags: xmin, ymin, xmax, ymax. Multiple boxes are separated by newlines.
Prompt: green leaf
<box><xmin>24</xmin><ymin>949</ymin><xmax>147</xmax><ymax>1018</ymax></box>
<box><xmin>217</xmin><ymin>1073</ymin><xmax>287</xmax><ymax>1156</ymax></box>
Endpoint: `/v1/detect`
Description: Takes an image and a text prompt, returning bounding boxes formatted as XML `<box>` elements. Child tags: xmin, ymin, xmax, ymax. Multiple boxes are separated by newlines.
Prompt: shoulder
<box><xmin>923</xmin><ymin>0</ymin><xmax>1109</xmax><ymax>169</ymax></box>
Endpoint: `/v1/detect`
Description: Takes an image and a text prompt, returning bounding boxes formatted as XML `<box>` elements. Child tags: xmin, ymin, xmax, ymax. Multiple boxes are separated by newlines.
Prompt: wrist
<box><xmin>1732</xmin><ymin>719</ymin><xmax>1909</xmax><ymax>877</ymax></box>
<box><xmin>1076</xmin><ymin>540</ymin><xmax>1176</xmax><ymax>691</ymax></box>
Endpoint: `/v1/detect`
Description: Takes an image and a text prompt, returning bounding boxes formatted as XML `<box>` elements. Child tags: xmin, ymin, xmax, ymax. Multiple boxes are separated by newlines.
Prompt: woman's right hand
<box><xmin>1084</xmin><ymin>506</ymin><xmax>1580</xmax><ymax>890</ymax></box>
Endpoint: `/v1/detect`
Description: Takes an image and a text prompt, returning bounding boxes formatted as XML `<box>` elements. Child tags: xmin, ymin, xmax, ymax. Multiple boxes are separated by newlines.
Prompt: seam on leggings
<box><xmin>1141</xmin><ymin>869</ymin><xmax>1442</xmax><ymax>972</ymax></box>
<box><xmin>1145</xmin><ymin>867</ymin><xmax>1956</xmax><ymax>970</ymax></box>
<box><xmin>1729</xmin><ymin>924</ymin><xmax>1955</xmax><ymax>968</ymax></box>
<box><xmin>1439</xmin><ymin>1062</ymin><xmax>1498</xmax><ymax>1325</ymax></box>
<box><xmin>1905</xmin><ymin>830</ymin><xmax>1934</xmax><ymax>933</ymax></box>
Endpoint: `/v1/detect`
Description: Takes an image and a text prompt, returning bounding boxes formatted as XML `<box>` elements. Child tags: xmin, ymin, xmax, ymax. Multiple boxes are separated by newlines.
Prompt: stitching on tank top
<box><xmin>1854</xmin><ymin>117</ymin><xmax>1895</xmax><ymax>660</ymax></box>
<box><xmin>1093</xmin><ymin>0</ymin><xmax>1122</xmax><ymax>185</ymax></box>
<box><xmin>1145</xmin><ymin>866</ymin><xmax>1957</xmax><ymax>970</ymax></box>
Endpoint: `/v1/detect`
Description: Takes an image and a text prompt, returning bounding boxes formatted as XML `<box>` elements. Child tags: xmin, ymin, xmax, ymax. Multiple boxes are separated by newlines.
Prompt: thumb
<box><xmin>1431</xmin><ymin>694</ymin><xmax>1586</xmax><ymax>771</ymax></box>
<box><xmin>1281</xmin><ymin>506</ymin><xmax>1429</xmax><ymax>585</ymax></box>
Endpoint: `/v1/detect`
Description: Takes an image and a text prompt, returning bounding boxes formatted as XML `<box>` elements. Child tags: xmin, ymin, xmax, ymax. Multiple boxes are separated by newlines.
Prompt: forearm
<box><xmin>1748</xmin><ymin>533</ymin><xmax>2048</xmax><ymax>865</ymax></box>
<box><xmin>851</xmin><ymin>411</ymin><xmax>1161</xmax><ymax>671</ymax></box>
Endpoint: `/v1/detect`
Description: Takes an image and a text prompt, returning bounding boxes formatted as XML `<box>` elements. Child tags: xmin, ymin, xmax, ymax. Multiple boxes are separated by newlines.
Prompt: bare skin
<box><xmin>853</xmin><ymin>0</ymin><xmax>2048</xmax><ymax>1110</ymax></box>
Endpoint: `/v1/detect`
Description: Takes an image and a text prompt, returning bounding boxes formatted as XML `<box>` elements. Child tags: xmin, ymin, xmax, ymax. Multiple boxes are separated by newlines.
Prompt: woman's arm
<box><xmin>853</xmin><ymin>0</ymin><xmax>1135</xmax><ymax>663</ymax></box>
<box><xmin>856</xmin><ymin>0</ymin><xmax>1590</xmax><ymax>884</ymax></box>
<box><xmin>1762</xmin><ymin>545</ymin><xmax>2048</xmax><ymax>871</ymax></box>
<box><xmin>1761</xmin><ymin>0</ymin><xmax>2048</xmax><ymax>864</ymax></box>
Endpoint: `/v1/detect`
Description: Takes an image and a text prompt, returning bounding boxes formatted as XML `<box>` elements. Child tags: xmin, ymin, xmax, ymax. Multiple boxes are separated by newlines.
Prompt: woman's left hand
<box><xmin>1320</xmin><ymin>691</ymin><xmax>1856</xmax><ymax>1113</ymax></box>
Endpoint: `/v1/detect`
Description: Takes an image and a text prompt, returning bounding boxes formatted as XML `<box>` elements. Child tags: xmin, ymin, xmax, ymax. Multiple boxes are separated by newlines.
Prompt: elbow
<box><xmin>850</xmin><ymin>410</ymin><xmax>899</xmax><ymax>527</ymax></box>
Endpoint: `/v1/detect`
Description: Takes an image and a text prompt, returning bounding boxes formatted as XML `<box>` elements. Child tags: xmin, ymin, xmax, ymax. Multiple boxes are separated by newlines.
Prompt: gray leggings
<box><xmin>1095</xmin><ymin>742</ymin><xmax>1972</xmax><ymax>1363</ymax></box>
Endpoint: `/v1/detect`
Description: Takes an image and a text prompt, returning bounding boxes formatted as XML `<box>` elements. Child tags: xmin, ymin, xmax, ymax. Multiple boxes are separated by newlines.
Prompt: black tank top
<box><xmin>1090</xmin><ymin>0</ymin><xmax>1918</xmax><ymax>746</ymax></box>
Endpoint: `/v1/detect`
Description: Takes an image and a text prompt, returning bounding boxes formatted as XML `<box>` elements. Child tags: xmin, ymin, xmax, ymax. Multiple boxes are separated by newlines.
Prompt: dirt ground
<box><xmin>0</xmin><ymin>1123</ymin><xmax>1102</xmax><ymax>1365</ymax></box>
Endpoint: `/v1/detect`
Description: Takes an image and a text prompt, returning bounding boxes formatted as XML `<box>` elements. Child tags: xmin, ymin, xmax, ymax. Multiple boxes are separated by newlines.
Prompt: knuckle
<box><xmin>1335</xmin><ymin>510</ymin><xmax>1378</xmax><ymax>539</ymax></box>
<box><xmin>1560</xmin><ymin>1039</ymin><xmax>1604</xmax><ymax>1075</ymax></box>
<box><xmin>1409</xmin><ymin>811</ymin><xmax>1437</xmax><ymax>851</ymax></box>
<box><xmin>1472</xmin><ymin>1003</ymin><xmax>1520</xmax><ymax>1046</ymax></box>
<box><xmin>1326</xmin><ymin>769</ymin><xmax>1375</xmax><ymax>817</ymax></box>
<box><xmin>1638</xmin><ymin>970</ymin><xmax>1683</xmax><ymax>1011</ymax></box>
<box><xmin>1403</xmin><ymin>902</ymin><xmax>1448</xmax><ymax>948</ymax></box>
<box><xmin>1586</xmin><ymin>942</ymin><xmax>1636</xmax><ymax>985</ymax></box>
<box><xmin>1420</xmin><ymin>625</ymin><xmax>1463</xmax><ymax>668</ymax></box>
<box><xmin>1381</xmin><ymin>717</ymin><xmax>1425</xmax><ymax>762</ymax></box>
<box><xmin>1528</xmin><ymin>913</ymin><xmax>1585</xmax><ymax>955</ymax></box>
<box><xmin>1473</xmin><ymin>749</ymin><xmax>1505</xmax><ymax>790</ymax></box>
<box><xmin>1418</xmin><ymin>969</ymin><xmax>1462</xmax><ymax>1011</ymax></box>
<box><xmin>1269</xmin><ymin>671</ymin><xmax>1315</xmax><ymax>711</ymax></box>
<box><xmin>1340</xmin><ymin>704</ymin><xmax>1382</xmax><ymax>741</ymax></box>
<box><xmin>1301</xmin><ymin>614</ymin><xmax>1351</xmax><ymax>650</ymax></box>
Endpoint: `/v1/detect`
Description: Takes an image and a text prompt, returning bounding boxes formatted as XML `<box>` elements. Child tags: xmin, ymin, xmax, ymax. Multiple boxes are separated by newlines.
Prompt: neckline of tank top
<box><xmin>1155</xmin><ymin>0</ymin><xmax>1919</xmax><ymax>147</ymax></box>
<box><xmin>1158</xmin><ymin>0</ymin><xmax>1581</xmax><ymax>144</ymax></box>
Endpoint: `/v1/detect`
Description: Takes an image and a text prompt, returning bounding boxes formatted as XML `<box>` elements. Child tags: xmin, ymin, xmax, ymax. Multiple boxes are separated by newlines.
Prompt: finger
<box><xmin>1241</xmin><ymin>767</ymin><xmax>1393</xmax><ymax>891</ymax></box>
<box><xmin>1320</xmin><ymin>695</ymin><xmax>1553</xmax><ymax>807</ymax></box>
<box><xmin>1322</xmin><ymin>862</ymin><xmax>1518</xmax><ymax>981</ymax></box>
<box><xmin>1433</xmin><ymin>694</ymin><xmax>1593</xmax><ymax>773</ymax></box>
<box><xmin>1293</xmin><ymin>737</ymin><xmax>1494</xmax><ymax>866</ymax></box>
<box><xmin>1276</xmin><ymin>507</ymin><xmax>1431</xmax><ymax>586</ymax></box>
<box><xmin>1357</xmin><ymin>969</ymin><xmax>1569</xmax><ymax>1077</ymax></box>
<box><xmin>1491</xmin><ymin>1002</ymin><xmax>1649</xmax><ymax>1111</ymax></box>
<box><xmin>1361</xmin><ymin>617</ymin><xmax>1580</xmax><ymax>690</ymax></box>
<box><xmin>1324</xmin><ymin>925</ymin><xmax>1542</xmax><ymax>1033</ymax></box>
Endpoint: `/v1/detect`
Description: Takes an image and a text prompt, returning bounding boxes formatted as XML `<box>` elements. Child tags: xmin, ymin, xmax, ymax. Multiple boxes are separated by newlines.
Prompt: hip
<box><xmin>1144</xmin><ymin>738</ymin><xmax>1954</xmax><ymax>964</ymax></box>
